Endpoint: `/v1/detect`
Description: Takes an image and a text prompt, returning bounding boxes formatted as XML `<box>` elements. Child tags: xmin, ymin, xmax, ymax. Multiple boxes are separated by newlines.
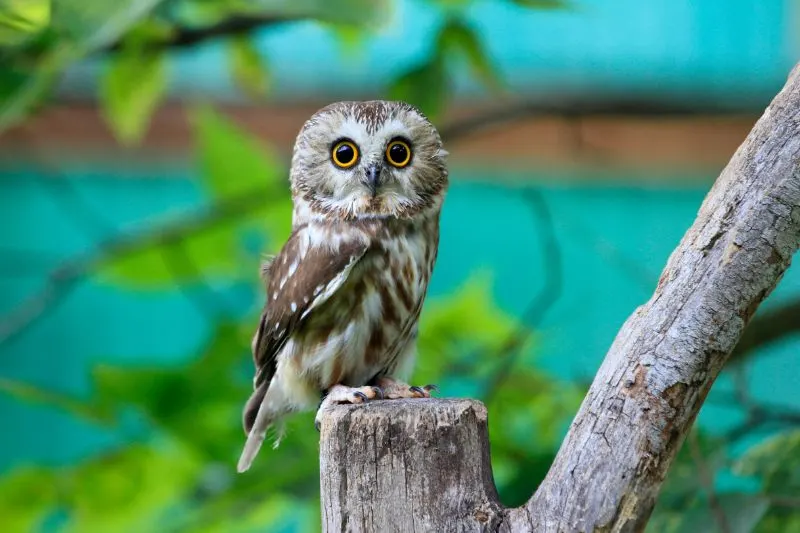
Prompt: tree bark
<box><xmin>319</xmin><ymin>62</ymin><xmax>800</xmax><ymax>532</ymax></box>
<box><xmin>506</xmin><ymin>62</ymin><xmax>800</xmax><ymax>533</ymax></box>
<box><xmin>319</xmin><ymin>399</ymin><xmax>503</xmax><ymax>532</ymax></box>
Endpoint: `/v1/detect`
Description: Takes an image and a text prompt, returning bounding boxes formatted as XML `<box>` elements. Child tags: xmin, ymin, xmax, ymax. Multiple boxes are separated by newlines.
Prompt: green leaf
<box><xmin>388</xmin><ymin>57</ymin><xmax>447</xmax><ymax>119</ymax></box>
<box><xmin>0</xmin><ymin>35</ymin><xmax>66</xmax><ymax>132</ymax></box>
<box><xmin>330</xmin><ymin>24</ymin><xmax>368</xmax><ymax>56</ymax></box>
<box><xmin>0</xmin><ymin>0</ymin><xmax>50</xmax><ymax>46</ymax></box>
<box><xmin>437</xmin><ymin>18</ymin><xmax>500</xmax><ymax>90</ymax></box>
<box><xmin>192</xmin><ymin>104</ymin><xmax>284</xmax><ymax>200</ymax></box>
<box><xmin>98</xmin><ymin>217</ymin><xmax>264</xmax><ymax>287</ymax></box>
<box><xmin>51</xmin><ymin>0</ymin><xmax>166</xmax><ymax>52</ymax></box>
<box><xmin>100</xmin><ymin>47</ymin><xmax>166</xmax><ymax>145</ymax></box>
<box><xmin>418</xmin><ymin>274</ymin><xmax>519</xmax><ymax>366</ymax></box>
<box><xmin>98</xmin><ymin>107</ymin><xmax>291</xmax><ymax>288</ymax></box>
<box><xmin>228</xmin><ymin>35</ymin><xmax>270</xmax><ymax>98</ymax></box>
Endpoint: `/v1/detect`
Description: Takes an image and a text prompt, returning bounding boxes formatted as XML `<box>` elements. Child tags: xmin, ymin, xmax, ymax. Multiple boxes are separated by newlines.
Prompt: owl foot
<box><xmin>315</xmin><ymin>384</ymin><xmax>383</xmax><ymax>430</ymax></box>
<box><xmin>374</xmin><ymin>377</ymin><xmax>439</xmax><ymax>400</ymax></box>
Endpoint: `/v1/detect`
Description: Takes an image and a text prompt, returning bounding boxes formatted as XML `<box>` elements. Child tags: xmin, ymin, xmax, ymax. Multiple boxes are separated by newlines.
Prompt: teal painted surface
<box><xmin>1</xmin><ymin>165</ymin><xmax>798</xmax><ymax>473</ymax></box>
<box><xmin>62</xmin><ymin>0</ymin><xmax>800</xmax><ymax>106</ymax></box>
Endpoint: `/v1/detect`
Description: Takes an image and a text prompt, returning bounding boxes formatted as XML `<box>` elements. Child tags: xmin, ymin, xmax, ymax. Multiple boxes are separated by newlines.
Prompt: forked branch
<box><xmin>320</xmin><ymin>62</ymin><xmax>800</xmax><ymax>532</ymax></box>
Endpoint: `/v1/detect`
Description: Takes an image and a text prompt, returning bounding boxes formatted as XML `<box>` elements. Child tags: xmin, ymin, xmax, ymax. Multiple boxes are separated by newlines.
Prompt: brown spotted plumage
<box><xmin>237</xmin><ymin>101</ymin><xmax>448</xmax><ymax>472</ymax></box>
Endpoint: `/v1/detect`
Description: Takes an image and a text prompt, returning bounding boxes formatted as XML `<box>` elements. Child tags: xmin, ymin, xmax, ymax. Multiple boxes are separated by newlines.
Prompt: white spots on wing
<box><xmin>279</xmin><ymin>276</ymin><xmax>288</xmax><ymax>290</ymax></box>
<box><xmin>287</xmin><ymin>259</ymin><xmax>299</xmax><ymax>278</ymax></box>
<box><xmin>273</xmin><ymin>293</ymin><xmax>278</xmax><ymax>301</ymax></box>
<box><xmin>265</xmin><ymin>223</ymin><xmax>438</xmax><ymax>391</ymax></box>
<box><xmin>297</xmin><ymin>230</ymin><xmax>311</xmax><ymax>259</ymax></box>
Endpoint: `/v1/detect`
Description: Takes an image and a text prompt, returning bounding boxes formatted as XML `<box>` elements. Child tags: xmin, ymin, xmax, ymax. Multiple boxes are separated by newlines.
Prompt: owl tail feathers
<box><xmin>237</xmin><ymin>427</ymin><xmax>267</xmax><ymax>473</ymax></box>
<box><xmin>237</xmin><ymin>383</ymin><xmax>286</xmax><ymax>473</ymax></box>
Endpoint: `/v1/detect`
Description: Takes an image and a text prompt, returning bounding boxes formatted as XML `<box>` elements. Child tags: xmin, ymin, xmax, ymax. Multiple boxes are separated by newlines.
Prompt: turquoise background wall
<box><xmin>2</xmin><ymin>164</ymin><xmax>798</xmax><ymax>473</ymax></box>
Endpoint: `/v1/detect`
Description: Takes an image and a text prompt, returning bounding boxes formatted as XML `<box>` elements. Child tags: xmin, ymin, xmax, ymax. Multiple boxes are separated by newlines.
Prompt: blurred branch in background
<box><xmin>481</xmin><ymin>188</ymin><xmax>563</xmax><ymax>403</ymax></box>
<box><xmin>729</xmin><ymin>300</ymin><xmax>800</xmax><ymax>364</ymax></box>
<box><xmin>103</xmin><ymin>14</ymin><xmax>292</xmax><ymax>53</ymax></box>
<box><xmin>688</xmin><ymin>430</ymin><xmax>732</xmax><ymax>533</ymax></box>
<box><xmin>0</xmin><ymin>181</ymin><xmax>275</xmax><ymax>346</ymax></box>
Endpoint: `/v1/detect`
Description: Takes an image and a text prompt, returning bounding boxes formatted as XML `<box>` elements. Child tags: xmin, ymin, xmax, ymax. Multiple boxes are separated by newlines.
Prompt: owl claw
<box><xmin>409</xmin><ymin>385</ymin><xmax>426</xmax><ymax>397</ymax></box>
<box><xmin>353</xmin><ymin>391</ymin><xmax>369</xmax><ymax>403</ymax></box>
<box><xmin>314</xmin><ymin>384</ymin><xmax>384</xmax><ymax>430</ymax></box>
<box><xmin>373</xmin><ymin>377</ymin><xmax>440</xmax><ymax>399</ymax></box>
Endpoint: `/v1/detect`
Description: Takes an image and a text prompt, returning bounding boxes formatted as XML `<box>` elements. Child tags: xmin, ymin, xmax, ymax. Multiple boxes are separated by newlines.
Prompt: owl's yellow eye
<box><xmin>385</xmin><ymin>139</ymin><xmax>412</xmax><ymax>168</ymax></box>
<box><xmin>331</xmin><ymin>140</ymin><xmax>359</xmax><ymax>169</ymax></box>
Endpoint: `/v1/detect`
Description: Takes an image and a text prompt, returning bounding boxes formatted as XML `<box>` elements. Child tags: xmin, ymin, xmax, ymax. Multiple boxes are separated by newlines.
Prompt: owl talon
<box><xmin>353</xmin><ymin>391</ymin><xmax>369</xmax><ymax>403</ymax></box>
<box><xmin>409</xmin><ymin>385</ymin><xmax>427</xmax><ymax>397</ymax></box>
<box><xmin>314</xmin><ymin>384</ymin><xmax>384</xmax><ymax>429</ymax></box>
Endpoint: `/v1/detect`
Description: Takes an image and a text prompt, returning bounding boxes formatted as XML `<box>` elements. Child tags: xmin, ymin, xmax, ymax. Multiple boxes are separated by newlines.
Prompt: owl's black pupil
<box><xmin>390</xmin><ymin>143</ymin><xmax>407</xmax><ymax>163</ymax></box>
<box><xmin>336</xmin><ymin>144</ymin><xmax>355</xmax><ymax>164</ymax></box>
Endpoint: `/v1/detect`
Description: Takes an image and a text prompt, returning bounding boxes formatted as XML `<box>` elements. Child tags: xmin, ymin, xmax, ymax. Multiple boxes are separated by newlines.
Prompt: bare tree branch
<box><xmin>104</xmin><ymin>14</ymin><xmax>294</xmax><ymax>53</ymax></box>
<box><xmin>317</xmin><ymin>62</ymin><xmax>800</xmax><ymax>533</ymax></box>
<box><xmin>503</xmin><ymin>62</ymin><xmax>800</xmax><ymax>532</ymax></box>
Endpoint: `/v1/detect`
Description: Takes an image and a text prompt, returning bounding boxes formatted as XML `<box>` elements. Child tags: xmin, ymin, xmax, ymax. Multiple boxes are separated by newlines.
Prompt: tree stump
<box><xmin>319</xmin><ymin>398</ymin><xmax>504</xmax><ymax>532</ymax></box>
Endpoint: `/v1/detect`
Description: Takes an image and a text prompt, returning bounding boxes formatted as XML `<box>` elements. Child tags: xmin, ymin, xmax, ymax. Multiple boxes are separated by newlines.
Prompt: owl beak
<box><xmin>364</xmin><ymin>163</ymin><xmax>383</xmax><ymax>197</ymax></box>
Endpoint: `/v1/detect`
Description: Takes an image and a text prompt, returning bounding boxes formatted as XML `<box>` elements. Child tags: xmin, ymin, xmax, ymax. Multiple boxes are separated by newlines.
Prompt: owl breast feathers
<box><xmin>237</xmin><ymin>100</ymin><xmax>448</xmax><ymax>472</ymax></box>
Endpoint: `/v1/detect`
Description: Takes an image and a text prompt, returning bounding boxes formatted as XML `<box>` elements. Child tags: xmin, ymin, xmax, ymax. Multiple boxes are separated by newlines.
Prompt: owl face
<box><xmin>290</xmin><ymin>101</ymin><xmax>449</xmax><ymax>223</ymax></box>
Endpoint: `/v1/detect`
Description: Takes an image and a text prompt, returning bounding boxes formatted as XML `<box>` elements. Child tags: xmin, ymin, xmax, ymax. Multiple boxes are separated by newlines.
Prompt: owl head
<box><xmin>289</xmin><ymin>100</ymin><xmax>449</xmax><ymax>224</ymax></box>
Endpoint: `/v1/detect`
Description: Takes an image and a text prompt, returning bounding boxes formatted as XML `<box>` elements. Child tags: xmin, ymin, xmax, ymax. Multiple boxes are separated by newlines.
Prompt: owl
<box><xmin>237</xmin><ymin>100</ymin><xmax>449</xmax><ymax>473</ymax></box>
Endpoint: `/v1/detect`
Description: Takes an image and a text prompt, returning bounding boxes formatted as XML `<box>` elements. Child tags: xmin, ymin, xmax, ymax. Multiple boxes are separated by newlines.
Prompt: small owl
<box><xmin>237</xmin><ymin>100</ymin><xmax>449</xmax><ymax>472</ymax></box>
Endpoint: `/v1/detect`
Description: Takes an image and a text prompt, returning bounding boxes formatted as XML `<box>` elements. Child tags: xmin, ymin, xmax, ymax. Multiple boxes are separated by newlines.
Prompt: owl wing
<box><xmin>250</xmin><ymin>226</ymin><xmax>370</xmax><ymax>390</ymax></box>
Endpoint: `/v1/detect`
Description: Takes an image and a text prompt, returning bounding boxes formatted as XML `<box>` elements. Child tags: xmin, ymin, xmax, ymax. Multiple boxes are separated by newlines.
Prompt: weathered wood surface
<box><xmin>320</xmin><ymin>399</ymin><xmax>503</xmax><ymax>532</ymax></box>
<box><xmin>319</xmin><ymin>62</ymin><xmax>800</xmax><ymax>533</ymax></box>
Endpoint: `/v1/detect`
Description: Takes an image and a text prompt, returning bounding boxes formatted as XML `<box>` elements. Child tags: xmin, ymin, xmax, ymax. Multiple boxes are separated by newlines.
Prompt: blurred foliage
<box><xmin>1</xmin><ymin>0</ymin><xmax>799</xmax><ymax>532</ymax></box>
<box><xmin>0</xmin><ymin>276</ymin><xmax>584</xmax><ymax>531</ymax></box>
<box><xmin>0</xmin><ymin>0</ymin><xmax>549</xmax><ymax>141</ymax></box>
<box><xmin>97</xmin><ymin>106</ymin><xmax>290</xmax><ymax>287</ymax></box>
<box><xmin>648</xmin><ymin>429</ymin><xmax>800</xmax><ymax>533</ymax></box>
